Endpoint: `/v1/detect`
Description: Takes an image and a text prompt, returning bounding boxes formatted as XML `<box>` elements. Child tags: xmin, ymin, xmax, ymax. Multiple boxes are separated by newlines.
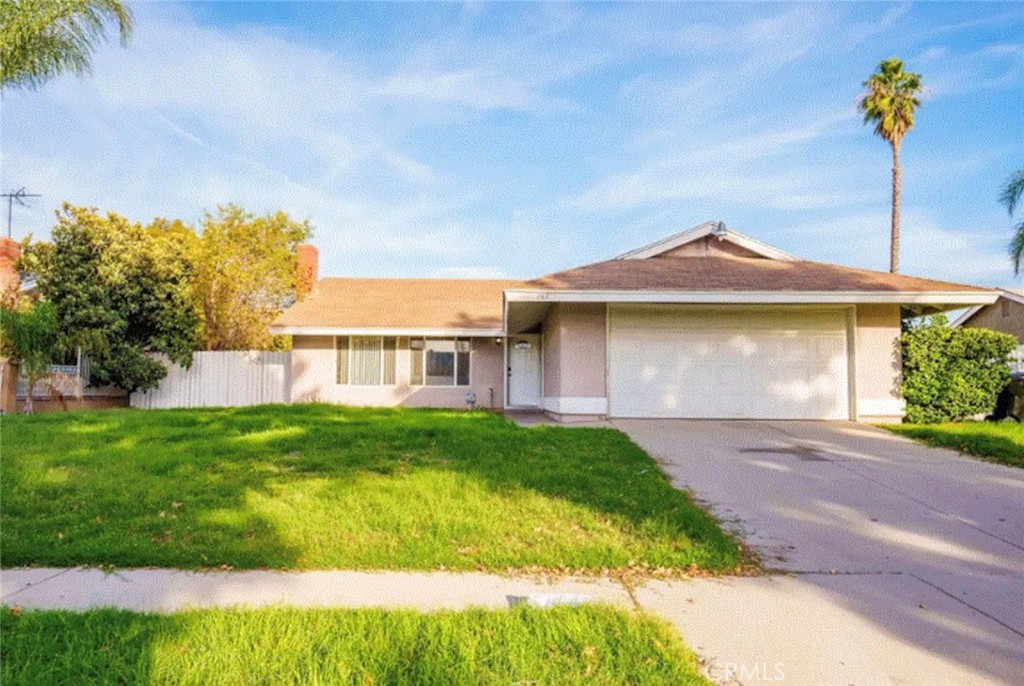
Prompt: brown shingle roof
<box><xmin>273</xmin><ymin>257</ymin><xmax>989</xmax><ymax>332</ymax></box>
<box><xmin>272</xmin><ymin>278</ymin><xmax>522</xmax><ymax>331</ymax></box>
<box><xmin>524</xmin><ymin>257</ymin><xmax>989</xmax><ymax>293</ymax></box>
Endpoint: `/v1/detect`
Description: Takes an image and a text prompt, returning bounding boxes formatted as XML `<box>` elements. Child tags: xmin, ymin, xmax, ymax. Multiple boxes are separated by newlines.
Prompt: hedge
<box><xmin>901</xmin><ymin>315</ymin><xmax>1018</xmax><ymax>424</ymax></box>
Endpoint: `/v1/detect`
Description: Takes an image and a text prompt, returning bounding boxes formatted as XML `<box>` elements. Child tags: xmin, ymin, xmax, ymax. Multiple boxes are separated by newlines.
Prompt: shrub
<box><xmin>901</xmin><ymin>315</ymin><xmax>1018</xmax><ymax>423</ymax></box>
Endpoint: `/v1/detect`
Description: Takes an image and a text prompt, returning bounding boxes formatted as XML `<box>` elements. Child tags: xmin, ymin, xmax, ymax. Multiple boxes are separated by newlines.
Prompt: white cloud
<box><xmin>926</xmin><ymin>43</ymin><xmax>1024</xmax><ymax>97</ymax></box>
<box><xmin>774</xmin><ymin>209</ymin><xmax>1016</xmax><ymax>285</ymax></box>
<box><xmin>377</xmin><ymin>68</ymin><xmax>560</xmax><ymax>112</ymax></box>
<box><xmin>431</xmin><ymin>265</ymin><xmax>512</xmax><ymax>279</ymax></box>
<box><xmin>566</xmin><ymin>109</ymin><xmax>872</xmax><ymax>212</ymax></box>
<box><xmin>2</xmin><ymin>1</ymin><xmax>1018</xmax><ymax>290</ymax></box>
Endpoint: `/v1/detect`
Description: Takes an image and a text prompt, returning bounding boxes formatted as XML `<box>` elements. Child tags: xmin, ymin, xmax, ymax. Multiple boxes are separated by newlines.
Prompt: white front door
<box><xmin>508</xmin><ymin>336</ymin><xmax>542</xmax><ymax>407</ymax></box>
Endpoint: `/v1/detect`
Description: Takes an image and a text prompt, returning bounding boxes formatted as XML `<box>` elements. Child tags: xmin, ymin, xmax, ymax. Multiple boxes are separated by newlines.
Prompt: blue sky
<box><xmin>2</xmin><ymin>1</ymin><xmax>1022</xmax><ymax>285</ymax></box>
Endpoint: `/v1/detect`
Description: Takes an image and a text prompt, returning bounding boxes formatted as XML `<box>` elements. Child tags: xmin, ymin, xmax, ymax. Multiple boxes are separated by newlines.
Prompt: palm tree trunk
<box><xmin>890</xmin><ymin>141</ymin><xmax>902</xmax><ymax>274</ymax></box>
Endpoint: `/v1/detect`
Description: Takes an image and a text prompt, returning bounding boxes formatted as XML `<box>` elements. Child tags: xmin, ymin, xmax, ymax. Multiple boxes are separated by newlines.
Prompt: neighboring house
<box><xmin>271</xmin><ymin>222</ymin><xmax>996</xmax><ymax>423</ymax></box>
<box><xmin>952</xmin><ymin>288</ymin><xmax>1024</xmax><ymax>372</ymax></box>
<box><xmin>952</xmin><ymin>288</ymin><xmax>1024</xmax><ymax>342</ymax></box>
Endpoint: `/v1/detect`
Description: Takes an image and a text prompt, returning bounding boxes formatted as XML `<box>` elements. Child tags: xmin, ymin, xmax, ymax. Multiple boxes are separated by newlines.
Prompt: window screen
<box><xmin>409</xmin><ymin>338</ymin><xmax>471</xmax><ymax>387</ymax></box>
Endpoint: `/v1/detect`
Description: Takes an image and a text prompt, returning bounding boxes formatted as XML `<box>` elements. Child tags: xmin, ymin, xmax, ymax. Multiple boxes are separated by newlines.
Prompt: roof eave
<box><xmin>269</xmin><ymin>326</ymin><xmax>505</xmax><ymax>337</ymax></box>
<box><xmin>997</xmin><ymin>288</ymin><xmax>1024</xmax><ymax>306</ymax></box>
<box><xmin>504</xmin><ymin>289</ymin><xmax>999</xmax><ymax>307</ymax></box>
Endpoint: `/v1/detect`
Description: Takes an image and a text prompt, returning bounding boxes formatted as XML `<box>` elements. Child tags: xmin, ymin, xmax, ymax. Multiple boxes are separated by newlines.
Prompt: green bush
<box><xmin>901</xmin><ymin>315</ymin><xmax>1018</xmax><ymax>423</ymax></box>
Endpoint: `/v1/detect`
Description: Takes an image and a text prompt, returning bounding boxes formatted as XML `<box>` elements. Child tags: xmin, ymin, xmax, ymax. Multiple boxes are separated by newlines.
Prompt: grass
<box><xmin>0</xmin><ymin>605</ymin><xmax>712</xmax><ymax>686</ymax></box>
<box><xmin>885</xmin><ymin>421</ymin><xmax>1024</xmax><ymax>468</ymax></box>
<box><xmin>0</xmin><ymin>404</ymin><xmax>740</xmax><ymax>572</ymax></box>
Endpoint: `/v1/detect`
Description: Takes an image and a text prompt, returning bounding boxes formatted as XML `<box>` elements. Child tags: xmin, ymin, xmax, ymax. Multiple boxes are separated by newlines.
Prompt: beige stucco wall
<box><xmin>962</xmin><ymin>299</ymin><xmax>1024</xmax><ymax>343</ymax></box>
<box><xmin>540</xmin><ymin>303</ymin><xmax>608</xmax><ymax>416</ymax></box>
<box><xmin>854</xmin><ymin>304</ymin><xmax>904</xmax><ymax>422</ymax></box>
<box><xmin>291</xmin><ymin>335</ymin><xmax>505</xmax><ymax>409</ymax></box>
<box><xmin>541</xmin><ymin>307</ymin><xmax>561</xmax><ymax>399</ymax></box>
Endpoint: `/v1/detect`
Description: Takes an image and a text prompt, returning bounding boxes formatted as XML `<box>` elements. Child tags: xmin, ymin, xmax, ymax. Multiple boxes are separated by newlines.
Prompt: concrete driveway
<box><xmin>615</xmin><ymin>420</ymin><xmax>1024</xmax><ymax>686</ymax></box>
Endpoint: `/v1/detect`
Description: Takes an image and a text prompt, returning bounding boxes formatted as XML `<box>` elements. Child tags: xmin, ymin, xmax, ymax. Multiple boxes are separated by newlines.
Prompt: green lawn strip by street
<box><xmin>0</xmin><ymin>605</ymin><xmax>711</xmax><ymax>686</ymax></box>
<box><xmin>0</xmin><ymin>404</ymin><xmax>740</xmax><ymax>572</ymax></box>
<box><xmin>885</xmin><ymin>422</ymin><xmax>1024</xmax><ymax>468</ymax></box>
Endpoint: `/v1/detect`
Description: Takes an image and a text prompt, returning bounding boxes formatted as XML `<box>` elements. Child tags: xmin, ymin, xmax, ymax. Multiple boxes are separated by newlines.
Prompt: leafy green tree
<box><xmin>194</xmin><ymin>205</ymin><xmax>312</xmax><ymax>351</ymax></box>
<box><xmin>1000</xmin><ymin>168</ymin><xmax>1024</xmax><ymax>274</ymax></box>
<box><xmin>20</xmin><ymin>204</ymin><xmax>199</xmax><ymax>392</ymax></box>
<box><xmin>0</xmin><ymin>0</ymin><xmax>132</xmax><ymax>91</ymax></box>
<box><xmin>859</xmin><ymin>57</ymin><xmax>923</xmax><ymax>274</ymax></box>
<box><xmin>901</xmin><ymin>315</ymin><xmax>1017</xmax><ymax>423</ymax></box>
<box><xmin>0</xmin><ymin>301</ymin><xmax>59</xmax><ymax>413</ymax></box>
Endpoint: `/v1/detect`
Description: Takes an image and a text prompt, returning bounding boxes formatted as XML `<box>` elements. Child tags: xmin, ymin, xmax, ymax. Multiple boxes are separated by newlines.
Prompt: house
<box><xmin>952</xmin><ymin>288</ymin><xmax>1024</xmax><ymax>343</ymax></box>
<box><xmin>952</xmin><ymin>288</ymin><xmax>1024</xmax><ymax>371</ymax></box>
<box><xmin>271</xmin><ymin>222</ymin><xmax>996</xmax><ymax>423</ymax></box>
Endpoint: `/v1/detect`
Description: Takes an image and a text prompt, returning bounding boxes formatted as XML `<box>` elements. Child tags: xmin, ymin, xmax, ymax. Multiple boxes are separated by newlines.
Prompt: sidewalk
<box><xmin>1</xmin><ymin>567</ymin><xmax>632</xmax><ymax>612</ymax></box>
<box><xmin>3</xmin><ymin>567</ymin><xmax>1018</xmax><ymax>686</ymax></box>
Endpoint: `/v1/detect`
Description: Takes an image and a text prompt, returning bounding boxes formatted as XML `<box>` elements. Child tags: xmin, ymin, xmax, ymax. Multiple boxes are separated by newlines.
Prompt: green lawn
<box><xmin>0</xmin><ymin>405</ymin><xmax>740</xmax><ymax>572</ymax></box>
<box><xmin>0</xmin><ymin>605</ymin><xmax>711</xmax><ymax>686</ymax></box>
<box><xmin>886</xmin><ymin>421</ymin><xmax>1024</xmax><ymax>468</ymax></box>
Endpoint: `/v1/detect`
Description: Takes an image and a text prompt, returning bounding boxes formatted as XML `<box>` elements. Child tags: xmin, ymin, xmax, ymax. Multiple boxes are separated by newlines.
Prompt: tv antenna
<box><xmin>1</xmin><ymin>187</ymin><xmax>41</xmax><ymax>239</ymax></box>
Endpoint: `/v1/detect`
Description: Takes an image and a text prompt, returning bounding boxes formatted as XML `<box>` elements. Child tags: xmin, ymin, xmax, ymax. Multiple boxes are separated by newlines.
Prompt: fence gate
<box><xmin>131</xmin><ymin>351</ymin><xmax>291</xmax><ymax>409</ymax></box>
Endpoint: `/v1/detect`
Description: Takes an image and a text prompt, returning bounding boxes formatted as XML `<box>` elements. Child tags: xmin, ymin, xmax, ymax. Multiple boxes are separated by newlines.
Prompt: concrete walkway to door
<box><xmin>615</xmin><ymin>419</ymin><xmax>1024</xmax><ymax>686</ymax></box>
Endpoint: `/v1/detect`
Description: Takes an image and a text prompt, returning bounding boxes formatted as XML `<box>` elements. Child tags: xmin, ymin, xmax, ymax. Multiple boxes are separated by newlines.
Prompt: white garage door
<box><xmin>609</xmin><ymin>306</ymin><xmax>851</xmax><ymax>419</ymax></box>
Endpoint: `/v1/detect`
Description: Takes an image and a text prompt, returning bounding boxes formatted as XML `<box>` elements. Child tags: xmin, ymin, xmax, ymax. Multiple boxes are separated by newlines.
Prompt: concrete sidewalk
<box><xmin>1</xmin><ymin>567</ymin><xmax>632</xmax><ymax>612</ymax></box>
<box><xmin>3</xmin><ymin>566</ymin><xmax>1018</xmax><ymax>686</ymax></box>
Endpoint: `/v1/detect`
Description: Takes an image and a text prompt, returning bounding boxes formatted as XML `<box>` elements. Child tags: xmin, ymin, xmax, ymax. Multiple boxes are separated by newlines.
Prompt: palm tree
<box><xmin>1002</xmin><ymin>168</ymin><xmax>1024</xmax><ymax>275</ymax></box>
<box><xmin>0</xmin><ymin>0</ymin><xmax>133</xmax><ymax>91</ymax></box>
<box><xmin>859</xmin><ymin>57</ymin><xmax>923</xmax><ymax>274</ymax></box>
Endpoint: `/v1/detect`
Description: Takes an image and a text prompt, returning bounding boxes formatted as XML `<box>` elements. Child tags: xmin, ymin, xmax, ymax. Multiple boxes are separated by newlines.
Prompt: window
<box><xmin>410</xmin><ymin>338</ymin><xmax>471</xmax><ymax>386</ymax></box>
<box><xmin>1002</xmin><ymin>300</ymin><xmax>1011</xmax><ymax>319</ymax></box>
<box><xmin>335</xmin><ymin>336</ymin><xmax>396</xmax><ymax>385</ymax></box>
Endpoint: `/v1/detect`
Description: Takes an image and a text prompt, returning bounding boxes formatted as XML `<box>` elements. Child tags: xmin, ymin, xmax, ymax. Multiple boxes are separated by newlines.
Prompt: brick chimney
<box><xmin>296</xmin><ymin>243</ymin><xmax>319</xmax><ymax>300</ymax></box>
<box><xmin>0</xmin><ymin>237</ymin><xmax>21</xmax><ymax>307</ymax></box>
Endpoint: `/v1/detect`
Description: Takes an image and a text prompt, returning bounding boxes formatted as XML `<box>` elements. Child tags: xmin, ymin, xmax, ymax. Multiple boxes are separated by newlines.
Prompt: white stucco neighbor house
<box><xmin>270</xmin><ymin>222</ymin><xmax>997</xmax><ymax>423</ymax></box>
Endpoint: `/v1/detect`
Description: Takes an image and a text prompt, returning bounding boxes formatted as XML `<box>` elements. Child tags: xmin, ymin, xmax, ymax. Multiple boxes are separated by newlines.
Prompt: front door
<box><xmin>508</xmin><ymin>336</ymin><xmax>542</xmax><ymax>407</ymax></box>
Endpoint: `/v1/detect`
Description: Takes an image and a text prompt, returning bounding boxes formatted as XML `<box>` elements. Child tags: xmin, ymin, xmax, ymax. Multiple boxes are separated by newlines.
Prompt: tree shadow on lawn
<box><xmin>0</xmin><ymin>404</ymin><xmax>740</xmax><ymax>572</ymax></box>
<box><xmin>0</xmin><ymin>605</ymin><xmax>712</xmax><ymax>686</ymax></box>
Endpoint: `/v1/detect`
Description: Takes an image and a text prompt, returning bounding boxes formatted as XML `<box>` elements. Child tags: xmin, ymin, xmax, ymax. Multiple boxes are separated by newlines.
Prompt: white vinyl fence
<box><xmin>131</xmin><ymin>351</ymin><xmax>291</xmax><ymax>409</ymax></box>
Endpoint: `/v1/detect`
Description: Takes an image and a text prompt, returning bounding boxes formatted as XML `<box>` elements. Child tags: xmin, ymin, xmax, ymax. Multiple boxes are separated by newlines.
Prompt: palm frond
<box><xmin>858</xmin><ymin>57</ymin><xmax>923</xmax><ymax>147</ymax></box>
<box><xmin>1000</xmin><ymin>168</ymin><xmax>1024</xmax><ymax>217</ymax></box>
<box><xmin>0</xmin><ymin>0</ymin><xmax>133</xmax><ymax>91</ymax></box>
<box><xmin>1010</xmin><ymin>220</ymin><xmax>1024</xmax><ymax>276</ymax></box>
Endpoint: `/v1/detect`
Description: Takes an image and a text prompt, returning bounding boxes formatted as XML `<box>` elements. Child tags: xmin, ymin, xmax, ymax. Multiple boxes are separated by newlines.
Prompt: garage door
<box><xmin>609</xmin><ymin>306</ymin><xmax>851</xmax><ymax>419</ymax></box>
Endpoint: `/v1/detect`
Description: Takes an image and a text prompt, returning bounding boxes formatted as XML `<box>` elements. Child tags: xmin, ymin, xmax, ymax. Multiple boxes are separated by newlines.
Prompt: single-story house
<box><xmin>271</xmin><ymin>222</ymin><xmax>996</xmax><ymax>423</ymax></box>
<box><xmin>952</xmin><ymin>288</ymin><xmax>1024</xmax><ymax>343</ymax></box>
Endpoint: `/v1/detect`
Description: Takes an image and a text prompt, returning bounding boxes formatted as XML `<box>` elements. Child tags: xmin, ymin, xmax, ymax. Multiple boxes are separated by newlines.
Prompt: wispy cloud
<box><xmin>567</xmin><ymin>109</ymin><xmax>869</xmax><ymax>212</ymax></box>
<box><xmin>2</xmin><ymin>2</ymin><xmax>1019</xmax><ymax>286</ymax></box>
<box><xmin>774</xmin><ymin>209</ymin><xmax>1016</xmax><ymax>283</ymax></box>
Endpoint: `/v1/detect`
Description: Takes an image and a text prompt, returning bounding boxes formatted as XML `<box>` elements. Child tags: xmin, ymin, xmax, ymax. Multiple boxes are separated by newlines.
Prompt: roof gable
<box><xmin>951</xmin><ymin>288</ymin><xmax>1024</xmax><ymax>327</ymax></box>
<box><xmin>616</xmin><ymin>222</ymin><xmax>798</xmax><ymax>261</ymax></box>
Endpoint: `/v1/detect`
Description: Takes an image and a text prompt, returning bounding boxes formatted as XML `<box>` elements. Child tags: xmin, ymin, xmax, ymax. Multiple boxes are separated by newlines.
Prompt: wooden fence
<box><xmin>130</xmin><ymin>351</ymin><xmax>290</xmax><ymax>409</ymax></box>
